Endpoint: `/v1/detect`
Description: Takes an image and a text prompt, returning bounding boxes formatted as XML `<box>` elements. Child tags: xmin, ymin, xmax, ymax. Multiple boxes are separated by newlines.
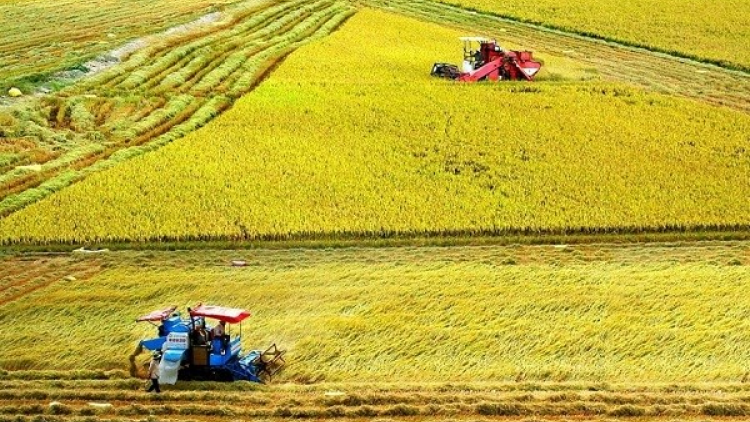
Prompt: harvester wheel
<box><xmin>212</xmin><ymin>368</ymin><xmax>234</xmax><ymax>382</ymax></box>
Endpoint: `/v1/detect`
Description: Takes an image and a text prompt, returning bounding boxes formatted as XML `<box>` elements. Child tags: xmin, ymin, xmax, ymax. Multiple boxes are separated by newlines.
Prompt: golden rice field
<box><xmin>430</xmin><ymin>0</ymin><xmax>750</xmax><ymax>70</ymax></box>
<box><xmin>0</xmin><ymin>0</ymin><xmax>354</xmax><ymax>218</ymax></box>
<box><xmin>369</xmin><ymin>0</ymin><xmax>750</xmax><ymax>112</ymax></box>
<box><xmin>0</xmin><ymin>0</ymin><xmax>245</xmax><ymax>92</ymax></box>
<box><xmin>0</xmin><ymin>243</ymin><xmax>749</xmax><ymax>420</ymax></box>
<box><xmin>1</xmin><ymin>2</ymin><xmax>750</xmax><ymax>422</ymax></box>
<box><xmin>3</xmin><ymin>2</ymin><xmax>749</xmax><ymax>222</ymax></box>
<box><xmin>1</xmin><ymin>9</ymin><xmax>748</xmax><ymax>244</ymax></box>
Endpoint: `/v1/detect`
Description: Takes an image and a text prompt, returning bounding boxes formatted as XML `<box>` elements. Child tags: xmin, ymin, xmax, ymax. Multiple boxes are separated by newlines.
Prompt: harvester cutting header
<box><xmin>132</xmin><ymin>304</ymin><xmax>285</xmax><ymax>384</ymax></box>
<box><xmin>432</xmin><ymin>37</ymin><xmax>542</xmax><ymax>82</ymax></box>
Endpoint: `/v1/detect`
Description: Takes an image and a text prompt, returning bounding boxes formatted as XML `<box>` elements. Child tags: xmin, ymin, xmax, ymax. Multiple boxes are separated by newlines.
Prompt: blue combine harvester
<box><xmin>133</xmin><ymin>305</ymin><xmax>285</xmax><ymax>384</ymax></box>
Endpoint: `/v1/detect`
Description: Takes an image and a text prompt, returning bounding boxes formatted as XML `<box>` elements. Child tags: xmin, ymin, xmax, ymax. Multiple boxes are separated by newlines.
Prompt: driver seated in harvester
<box><xmin>193</xmin><ymin>325</ymin><xmax>208</xmax><ymax>345</ymax></box>
<box><xmin>211</xmin><ymin>321</ymin><xmax>229</xmax><ymax>353</ymax></box>
<box><xmin>473</xmin><ymin>49</ymin><xmax>483</xmax><ymax>67</ymax></box>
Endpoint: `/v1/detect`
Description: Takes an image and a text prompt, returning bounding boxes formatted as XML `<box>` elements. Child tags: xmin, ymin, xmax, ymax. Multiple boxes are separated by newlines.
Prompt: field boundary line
<box><xmin>375</xmin><ymin>0</ymin><xmax>750</xmax><ymax>76</ymax></box>
<box><xmin>2</xmin><ymin>229</ymin><xmax>749</xmax><ymax>252</ymax></box>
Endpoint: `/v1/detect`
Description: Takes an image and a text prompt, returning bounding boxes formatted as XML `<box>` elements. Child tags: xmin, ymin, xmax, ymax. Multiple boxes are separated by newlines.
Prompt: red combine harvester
<box><xmin>431</xmin><ymin>37</ymin><xmax>542</xmax><ymax>82</ymax></box>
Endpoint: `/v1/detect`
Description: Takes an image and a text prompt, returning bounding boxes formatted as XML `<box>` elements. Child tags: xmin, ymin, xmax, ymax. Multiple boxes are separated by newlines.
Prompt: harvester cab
<box><xmin>132</xmin><ymin>305</ymin><xmax>285</xmax><ymax>384</ymax></box>
<box><xmin>461</xmin><ymin>36</ymin><xmax>496</xmax><ymax>72</ymax></box>
<box><xmin>432</xmin><ymin>37</ymin><xmax>542</xmax><ymax>82</ymax></box>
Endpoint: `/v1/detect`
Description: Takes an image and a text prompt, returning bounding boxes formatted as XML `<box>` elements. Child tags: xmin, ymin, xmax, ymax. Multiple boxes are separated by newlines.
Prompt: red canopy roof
<box><xmin>136</xmin><ymin>306</ymin><xmax>177</xmax><ymax>322</ymax></box>
<box><xmin>190</xmin><ymin>305</ymin><xmax>251</xmax><ymax>324</ymax></box>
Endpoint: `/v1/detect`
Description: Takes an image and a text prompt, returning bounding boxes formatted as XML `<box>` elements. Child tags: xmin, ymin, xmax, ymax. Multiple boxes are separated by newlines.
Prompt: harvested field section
<box><xmin>0</xmin><ymin>254</ymin><xmax>103</xmax><ymax>306</ymax></box>
<box><xmin>5</xmin><ymin>378</ymin><xmax>750</xmax><ymax>421</ymax></box>
<box><xmin>368</xmin><ymin>0</ymin><xmax>750</xmax><ymax>112</ymax></box>
<box><xmin>0</xmin><ymin>0</ymin><xmax>242</xmax><ymax>91</ymax></box>
<box><xmin>430</xmin><ymin>0</ymin><xmax>750</xmax><ymax>70</ymax></box>
<box><xmin>0</xmin><ymin>0</ymin><xmax>355</xmax><ymax>217</ymax></box>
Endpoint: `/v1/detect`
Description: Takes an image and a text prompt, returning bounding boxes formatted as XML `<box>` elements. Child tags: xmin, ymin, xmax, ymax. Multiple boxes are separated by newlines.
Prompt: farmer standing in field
<box><xmin>147</xmin><ymin>351</ymin><xmax>161</xmax><ymax>393</ymax></box>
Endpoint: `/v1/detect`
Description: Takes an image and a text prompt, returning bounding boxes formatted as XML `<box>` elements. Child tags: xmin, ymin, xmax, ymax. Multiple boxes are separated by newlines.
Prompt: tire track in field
<box><xmin>114</xmin><ymin>1</ymin><xmax>309</xmax><ymax>91</ymax></box>
<box><xmin>2</xmin><ymin>382</ymin><xmax>750</xmax><ymax>421</ymax></box>
<box><xmin>370</xmin><ymin>0</ymin><xmax>750</xmax><ymax>113</ymax></box>
<box><xmin>0</xmin><ymin>257</ymin><xmax>103</xmax><ymax>307</ymax></box>
<box><xmin>94</xmin><ymin>1</ymin><xmax>301</xmax><ymax>90</ymax></box>
<box><xmin>192</xmin><ymin>3</ymin><xmax>347</xmax><ymax>95</ymax></box>
<box><xmin>177</xmin><ymin>3</ymin><xmax>329</xmax><ymax>93</ymax></box>
<box><xmin>223</xmin><ymin>5</ymin><xmax>350</xmax><ymax>95</ymax></box>
<box><xmin>98</xmin><ymin>5</ymin><xmax>340</xmax><ymax>148</ymax></box>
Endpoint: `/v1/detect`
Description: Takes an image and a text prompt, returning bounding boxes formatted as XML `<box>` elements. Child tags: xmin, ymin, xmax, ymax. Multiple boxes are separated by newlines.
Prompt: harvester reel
<box><xmin>431</xmin><ymin>63</ymin><xmax>459</xmax><ymax>79</ymax></box>
<box><xmin>253</xmin><ymin>343</ymin><xmax>286</xmax><ymax>382</ymax></box>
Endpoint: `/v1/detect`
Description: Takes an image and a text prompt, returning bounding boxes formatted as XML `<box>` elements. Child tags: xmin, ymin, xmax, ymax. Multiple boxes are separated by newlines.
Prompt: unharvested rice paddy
<box><xmin>2</xmin><ymin>2</ymin><xmax>749</xmax><ymax>222</ymax></box>
<box><xmin>1</xmin><ymin>9</ymin><xmax>747</xmax><ymax>244</ymax></box>
<box><xmin>369</xmin><ymin>0</ymin><xmax>750</xmax><ymax>111</ymax></box>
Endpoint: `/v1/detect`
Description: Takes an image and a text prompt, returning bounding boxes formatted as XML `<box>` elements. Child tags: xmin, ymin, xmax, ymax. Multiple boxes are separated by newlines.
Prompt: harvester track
<box><xmin>0</xmin><ymin>0</ymin><xmax>355</xmax><ymax>218</ymax></box>
<box><xmin>366</xmin><ymin>0</ymin><xmax>750</xmax><ymax>113</ymax></box>
<box><xmin>3</xmin><ymin>379</ymin><xmax>750</xmax><ymax>421</ymax></box>
<box><xmin>0</xmin><ymin>255</ymin><xmax>103</xmax><ymax>306</ymax></box>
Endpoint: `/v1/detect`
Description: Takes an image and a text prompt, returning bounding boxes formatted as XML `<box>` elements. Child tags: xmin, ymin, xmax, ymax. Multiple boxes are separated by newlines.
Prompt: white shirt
<box><xmin>212</xmin><ymin>324</ymin><xmax>225</xmax><ymax>337</ymax></box>
<box><xmin>149</xmin><ymin>359</ymin><xmax>160</xmax><ymax>379</ymax></box>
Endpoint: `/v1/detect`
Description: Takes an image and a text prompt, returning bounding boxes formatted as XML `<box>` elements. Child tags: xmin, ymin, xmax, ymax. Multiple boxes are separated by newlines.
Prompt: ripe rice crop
<box><xmin>428</xmin><ymin>0</ymin><xmax>750</xmax><ymax>71</ymax></box>
<box><xmin>365</xmin><ymin>0</ymin><xmax>750</xmax><ymax>113</ymax></box>
<box><xmin>0</xmin><ymin>0</ymin><xmax>354</xmax><ymax>218</ymax></box>
<box><xmin>0</xmin><ymin>243</ymin><xmax>748</xmax><ymax>382</ymax></box>
<box><xmin>1</xmin><ymin>9</ymin><xmax>748</xmax><ymax>244</ymax></box>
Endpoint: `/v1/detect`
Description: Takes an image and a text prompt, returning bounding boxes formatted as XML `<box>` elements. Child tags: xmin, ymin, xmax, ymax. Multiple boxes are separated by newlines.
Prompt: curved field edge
<box><xmin>423</xmin><ymin>0</ymin><xmax>750</xmax><ymax>73</ymax></box>
<box><xmin>1</xmin><ymin>9</ymin><xmax>748</xmax><ymax>245</ymax></box>
<box><xmin>0</xmin><ymin>1</ymin><xmax>357</xmax><ymax>219</ymax></box>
